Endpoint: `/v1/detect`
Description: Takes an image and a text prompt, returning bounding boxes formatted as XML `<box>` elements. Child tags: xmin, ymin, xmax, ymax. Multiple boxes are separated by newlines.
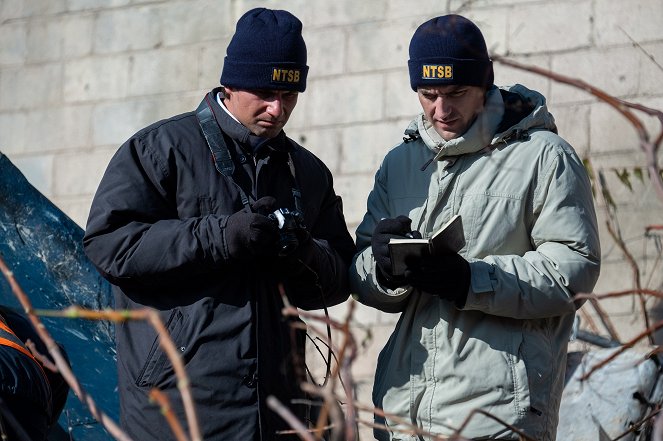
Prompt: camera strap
<box><xmin>195</xmin><ymin>94</ymin><xmax>303</xmax><ymax>212</ymax></box>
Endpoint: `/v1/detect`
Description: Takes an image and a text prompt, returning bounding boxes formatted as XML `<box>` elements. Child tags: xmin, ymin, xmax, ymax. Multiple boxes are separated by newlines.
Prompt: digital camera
<box><xmin>268</xmin><ymin>208</ymin><xmax>306</xmax><ymax>257</ymax></box>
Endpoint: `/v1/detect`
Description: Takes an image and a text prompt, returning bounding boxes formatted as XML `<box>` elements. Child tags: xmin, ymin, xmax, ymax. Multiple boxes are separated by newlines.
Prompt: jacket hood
<box><xmin>406</xmin><ymin>84</ymin><xmax>557</xmax><ymax>159</ymax></box>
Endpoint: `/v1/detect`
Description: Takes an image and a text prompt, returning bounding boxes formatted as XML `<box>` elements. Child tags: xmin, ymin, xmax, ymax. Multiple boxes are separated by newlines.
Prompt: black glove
<box><xmin>273</xmin><ymin>226</ymin><xmax>315</xmax><ymax>278</ymax></box>
<box><xmin>404</xmin><ymin>252</ymin><xmax>471</xmax><ymax>308</ymax></box>
<box><xmin>371</xmin><ymin>216</ymin><xmax>420</xmax><ymax>288</ymax></box>
<box><xmin>225</xmin><ymin>196</ymin><xmax>279</xmax><ymax>262</ymax></box>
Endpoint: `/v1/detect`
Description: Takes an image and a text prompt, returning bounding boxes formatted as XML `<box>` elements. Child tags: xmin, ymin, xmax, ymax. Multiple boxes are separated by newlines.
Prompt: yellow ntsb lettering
<box><xmin>421</xmin><ymin>64</ymin><xmax>453</xmax><ymax>80</ymax></box>
<box><xmin>272</xmin><ymin>68</ymin><xmax>301</xmax><ymax>83</ymax></box>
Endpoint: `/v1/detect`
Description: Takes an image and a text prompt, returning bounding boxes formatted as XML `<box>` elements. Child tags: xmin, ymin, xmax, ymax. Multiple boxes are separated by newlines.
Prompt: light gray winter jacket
<box><xmin>350</xmin><ymin>84</ymin><xmax>601</xmax><ymax>440</ymax></box>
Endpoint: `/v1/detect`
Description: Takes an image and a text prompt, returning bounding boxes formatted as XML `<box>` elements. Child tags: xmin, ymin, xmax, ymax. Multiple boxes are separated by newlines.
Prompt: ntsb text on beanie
<box><xmin>408</xmin><ymin>14</ymin><xmax>494</xmax><ymax>91</ymax></box>
<box><xmin>221</xmin><ymin>8</ymin><xmax>309</xmax><ymax>92</ymax></box>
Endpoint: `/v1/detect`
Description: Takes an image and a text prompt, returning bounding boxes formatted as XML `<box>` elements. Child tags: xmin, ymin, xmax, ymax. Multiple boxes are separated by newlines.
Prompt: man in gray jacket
<box><xmin>350</xmin><ymin>14</ymin><xmax>600</xmax><ymax>440</ymax></box>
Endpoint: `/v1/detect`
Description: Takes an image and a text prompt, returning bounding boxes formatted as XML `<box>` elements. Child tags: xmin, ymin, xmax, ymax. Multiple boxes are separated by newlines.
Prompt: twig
<box><xmin>605</xmin><ymin>218</ymin><xmax>652</xmax><ymax>343</ymax></box>
<box><xmin>452</xmin><ymin>408</ymin><xmax>537</xmax><ymax>441</ymax></box>
<box><xmin>148</xmin><ymin>389</ymin><xmax>188</xmax><ymax>441</ymax></box>
<box><xmin>575</xmin><ymin>290</ymin><xmax>663</xmax><ymax>301</ymax></box>
<box><xmin>578</xmin><ymin>318</ymin><xmax>663</xmax><ymax>381</ymax></box>
<box><xmin>266</xmin><ymin>396</ymin><xmax>316</xmax><ymax>441</ymax></box>
<box><xmin>612</xmin><ymin>407</ymin><xmax>661</xmax><ymax>440</ymax></box>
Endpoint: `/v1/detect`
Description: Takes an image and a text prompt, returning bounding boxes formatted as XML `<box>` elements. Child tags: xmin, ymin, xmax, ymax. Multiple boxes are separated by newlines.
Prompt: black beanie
<box><xmin>220</xmin><ymin>8</ymin><xmax>309</xmax><ymax>92</ymax></box>
<box><xmin>408</xmin><ymin>14</ymin><xmax>493</xmax><ymax>91</ymax></box>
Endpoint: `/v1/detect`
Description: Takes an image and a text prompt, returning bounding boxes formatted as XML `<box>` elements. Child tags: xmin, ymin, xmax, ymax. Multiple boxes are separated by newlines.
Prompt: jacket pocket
<box><xmin>135</xmin><ymin>309</ymin><xmax>186</xmax><ymax>388</ymax></box>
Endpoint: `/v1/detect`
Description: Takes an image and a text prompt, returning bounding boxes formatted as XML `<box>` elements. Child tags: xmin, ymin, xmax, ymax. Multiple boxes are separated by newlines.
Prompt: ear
<box><xmin>221</xmin><ymin>86</ymin><xmax>233</xmax><ymax>99</ymax></box>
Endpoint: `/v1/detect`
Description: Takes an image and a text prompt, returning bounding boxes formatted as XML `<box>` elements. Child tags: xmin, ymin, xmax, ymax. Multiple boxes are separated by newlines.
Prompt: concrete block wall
<box><xmin>2</xmin><ymin>0</ymin><xmax>663</xmax><ymax>434</ymax></box>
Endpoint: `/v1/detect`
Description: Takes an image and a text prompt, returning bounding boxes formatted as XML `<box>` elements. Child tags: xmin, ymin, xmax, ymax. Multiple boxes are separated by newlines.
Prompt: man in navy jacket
<box><xmin>83</xmin><ymin>8</ymin><xmax>355</xmax><ymax>440</ymax></box>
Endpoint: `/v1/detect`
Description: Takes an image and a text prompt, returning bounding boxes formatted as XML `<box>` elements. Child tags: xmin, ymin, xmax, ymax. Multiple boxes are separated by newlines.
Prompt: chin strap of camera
<box><xmin>195</xmin><ymin>95</ymin><xmax>303</xmax><ymax>213</ymax></box>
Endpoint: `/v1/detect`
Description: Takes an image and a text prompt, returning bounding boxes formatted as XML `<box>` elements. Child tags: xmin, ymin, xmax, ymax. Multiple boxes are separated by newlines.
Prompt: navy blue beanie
<box><xmin>408</xmin><ymin>14</ymin><xmax>493</xmax><ymax>91</ymax></box>
<box><xmin>220</xmin><ymin>8</ymin><xmax>308</xmax><ymax>92</ymax></box>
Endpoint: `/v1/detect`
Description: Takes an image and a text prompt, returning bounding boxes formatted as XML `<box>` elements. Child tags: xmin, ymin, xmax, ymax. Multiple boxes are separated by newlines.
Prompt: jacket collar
<box><xmin>208</xmin><ymin>89</ymin><xmax>291</xmax><ymax>154</ymax></box>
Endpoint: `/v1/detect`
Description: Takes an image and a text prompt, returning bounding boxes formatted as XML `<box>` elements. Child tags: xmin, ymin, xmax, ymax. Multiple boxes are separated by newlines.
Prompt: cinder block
<box><xmin>286</xmin><ymin>126</ymin><xmax>342</xmax><ymax>173</ymax></box>
<box><xmin>23</xmin><ymin>105</ymin><xmax>92</xmax><ymax>152</ymax></box>
<box><xmin>384</xmin><ymin>70</ymin><xmax>421</xmax><ymax>120</ymax></box>
<box><xmin>448</xmin><ymin>0</ymin><xmax>534</xmax><ymax>7</ymax></box>
<box><xmin>549</xmin><ymin>102</ymin><xmax>591</xmax><ymax>158</ymax></box>
<box><xmin>306</xmin><ymin>2</ymin><xmax>384</xmax><ymax>27</ymax></box>
<box><xmin>306</xmin><ymin>74</ymin><xmax>384</xmax><ymax>126</ymax></box>
<box><xmin>0</xmin><ymin>22</ymin><xmax>27</xmax><ymax>65</ymax></box>
<box><xmin>0</xmin><ymin>112</ymin><xmax>28</xmax><ymax>154</ymax></box>
<box><xmin>231</xmin><ymin>0</ymin><xmax>309</xmax><ymax>25</ymax></box>
<box><xmin>465</xmin><ymin>8</ymin><xmax>510</xmax><ymax>56</ymax></box>
<box><xmin>50</xmin><ymin>195</ymin><xmax>94</xmax><ymax>227</ymax></box>
<box><xmin>61</xmin><ymin>105</ymin><xmax>94</xmax><ymax>150</ymax></box>
<box><xmin>0</xmin><ymin>64</ymin><xmax>62</xmax><ymax>111</ymax></box>
<box><xmin>346</xmin><ymin>19</ymin><xmax>414</xmax><ymax>73</ymax></box>
<box><xmin>199</xmin><ymin>42</ymin><xmax>230</xmax><ymax>90</ymax></box>
<box><xmin>305</xmin><ymin>27</ymin><xmax>346</xmax><ymax>77</ymax></box>
<box><xmin>25</xmin><ymin>0</ymin><xmax>67</xmax><ymax>15</ymax></box>
<box><xmin>589</xmin><ymin>101</ymin><xmax>650</xmax><ymax>155</ymax></box>
<box><xmin>386</xmin><ymin>1</ymin><xmax>450</xmax><ymax>20</ymax></box>
<box><xmin>127</xmin><ymin>48</ymin><xmax>199</xmax><ymax>96</ymax></box>
<box><xmin>26</xmin><ymin>19</ymin><xmax>62</xmax><ymax>63</ymax></box>
<box><xmin>550</xmin><ymin>47</ymin><xmax>641</xmax><ymax>104</ymax></box>
<box><xmin>64</xmin><ymin>56</ymin><xmax>129</xmax><ymax>102</ymax></box>
<box><xmin>160</xmin><ymin>0</ymin><xmax>235</xmax><ymax>47</ymax></box>
<box><xmin>67</xmin><ymin>0</ymin><xmax>130</xmax><ymax>12</ymax></box>
<box><xmin>53</xmin><ymin>147</ymin><xmax>116</xmax><ymax>196</ymax></box>
<box><xmin>22</xmin><ymin>109</ymin><xmax>62</xmax><ymax>152</ymax></box>
<box><xmin>639</xmin><ymin>42</ymin><xmax>663</xmax><ymax>96</ymax></box>
<box><xmin>94</xmin><ymin>5</ymin><xmax>162</xmax><ymax>54</ymax></box>
<box><xmin>92</xmin><ymin>95</ymin><xmax>199</xmax><ymax>146</ymax></box>
<box><xmin>1</xmin><ymin>0</ymin><xmax>23</xmax><ymax>20</ymax></box>
<box><xmin>333</xmin><ymin>174</ymin><xmax>376</xmax><ymax>226</ymax></box>
<box><xmin>12</xmin><ymin>154</ymin><xmax>55</xmax><ymax>197</ymax></box>
<box><xmin>281</xmin><ymin>94</ymin><xmax>308</xmax><ymax>130</ymax></box>
<box><xmin>1</xmin><ymin>0</ymin><xmax>66</xmax><ymax>20</ymax></box>
<box><xmin>594</xmin><ymin>0</ymin><xmax>663</xmax><ymax>47</ymax></box>
<box><xmin>339</xmin><ymin>121</ymin><xmax>405</xmax><ymax>175</ymax></box>
<box><xmin>508</xmin><ymin>1</ymin><xmax>592</xmax><ymax>54</ymax></box>
<box><xmin>62</xmin><ymin>13</ymin><xmax>94</xmax><ymax>58</ymax></box>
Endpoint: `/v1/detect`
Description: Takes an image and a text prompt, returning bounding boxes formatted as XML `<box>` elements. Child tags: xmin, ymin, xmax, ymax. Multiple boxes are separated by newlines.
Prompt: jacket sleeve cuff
<box><xmin>463</xmin><ymin>260</ymin><xmax>496</xmax><ymax>309</ymax></box>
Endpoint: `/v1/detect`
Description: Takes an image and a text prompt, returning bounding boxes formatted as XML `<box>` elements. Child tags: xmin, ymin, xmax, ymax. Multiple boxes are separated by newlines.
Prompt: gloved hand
<box><xmin>274</xmin><ymin>224</ymin><xmax>314</xmax><ymax>278</ymax></box>
<box><xmin>371</xmin><ymin>216</ymin><xmax>420</xmax><ymax>288</ymax></box>
<box><xmin>404</xmin><ymin>252</ymin><xmax>471</xmax><ymax>308</ymax></box>
<box><xmin>225</xmin><ymin>196</ymin><xmax>279</xmax><ymax>262</ymax></box>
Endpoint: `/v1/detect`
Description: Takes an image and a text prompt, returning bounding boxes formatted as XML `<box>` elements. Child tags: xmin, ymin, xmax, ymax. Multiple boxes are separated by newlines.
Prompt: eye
<box><xmin>449</xmin><ymin>89</ymin><xmax>467</xmax><ymax>98</ymax></box>
<box><xmin>422</xmin><ymin>92</ymin><xmax>437</xmax><ymax>101</ymax></box>
<box><xmin>253</xmin><ymin>90</ymin><xmax>272</xmax><ymax>100</ymax></box>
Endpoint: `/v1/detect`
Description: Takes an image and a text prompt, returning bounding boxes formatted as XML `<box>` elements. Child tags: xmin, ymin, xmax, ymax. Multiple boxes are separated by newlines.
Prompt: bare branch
<box><xmin>148</xmin><ymin>389</ymin><xmax>189</xmax><ymax>441</ymax></box>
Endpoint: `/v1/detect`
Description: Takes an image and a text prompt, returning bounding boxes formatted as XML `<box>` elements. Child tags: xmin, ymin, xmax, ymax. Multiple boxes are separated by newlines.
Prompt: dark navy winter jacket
<box><xmin>83</xmin><ymin>89</ymin><xmax>356</xmax><ymax>440</ymax></box>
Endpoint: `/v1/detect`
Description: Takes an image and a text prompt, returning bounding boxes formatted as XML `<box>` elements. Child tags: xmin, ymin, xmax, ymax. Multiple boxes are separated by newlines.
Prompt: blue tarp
<box><xmin>0</xmin><ymin>152</ymin><xmax>116</xmax><ymax>440</ymax></box>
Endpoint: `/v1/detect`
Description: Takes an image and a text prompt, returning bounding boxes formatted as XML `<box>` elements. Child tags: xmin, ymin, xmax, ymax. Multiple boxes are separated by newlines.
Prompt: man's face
<box><xmin>223</xmin><ymin>87</ymin><xmax>299</xmax><ymax>139</ymax></box>
<box><xmin>417</xmin><ymin>85</ymin><xmax>486</xmax><ymax>141</ymax></box>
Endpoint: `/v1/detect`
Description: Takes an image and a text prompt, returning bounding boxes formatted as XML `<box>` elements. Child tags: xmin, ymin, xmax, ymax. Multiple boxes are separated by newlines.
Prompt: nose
<box><xmin>266</xmin><ymin>96</ymin><xmax>284</xmax><ymax>118</ymax></box>
<box><xmin>434</xmin><ymin>97</ymin><xmax>452</xmax><ymax>118</ymax></box>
